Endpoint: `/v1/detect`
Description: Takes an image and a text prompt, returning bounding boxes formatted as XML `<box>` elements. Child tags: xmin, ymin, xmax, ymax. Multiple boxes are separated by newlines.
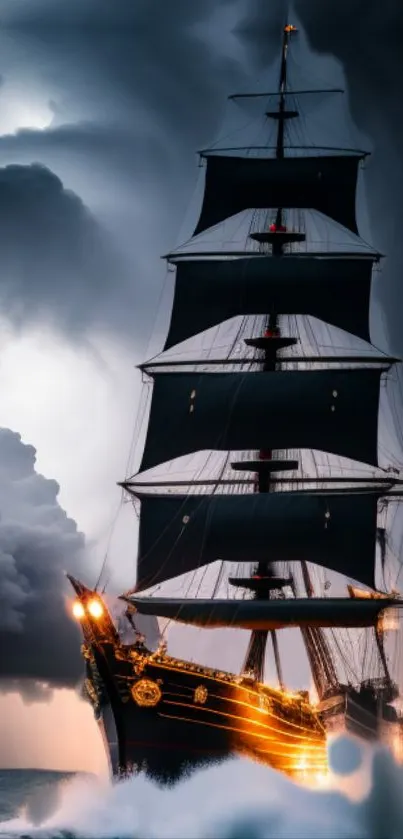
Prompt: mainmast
<box><xmin>236</xmin><ymin>23</ymin><xmax>338</xmax><ymax>698</ymax></box>
<box><xmin>241</xmin><ymin>23</ymin><xmax>295</xmax><ymax>686</ymax></box>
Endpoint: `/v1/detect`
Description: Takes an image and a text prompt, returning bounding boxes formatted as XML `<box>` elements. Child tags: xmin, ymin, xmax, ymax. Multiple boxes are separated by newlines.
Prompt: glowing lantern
<box><xmin>88</xmin><ymin>598</ymin><xmax>104</xmax><ymax>619</ymax></box>
<box><xmin>72</xmin><ymin>600</ymin><xmax>85</xmax><ymax>620</ymax></box>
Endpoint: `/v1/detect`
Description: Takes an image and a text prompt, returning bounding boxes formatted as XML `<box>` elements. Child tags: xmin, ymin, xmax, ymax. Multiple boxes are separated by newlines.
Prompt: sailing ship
<box><xmin>69</xmin><ymin>22</ymin><xmax>403</xmax><ymax>785</ymax></box>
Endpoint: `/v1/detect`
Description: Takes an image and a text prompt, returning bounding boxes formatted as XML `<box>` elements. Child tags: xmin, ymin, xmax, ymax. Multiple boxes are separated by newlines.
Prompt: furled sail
<box><xmin>125</xmin><ymin>595</ymin><xmax>398</xmax><ymax>630</ymax></box>
<box><xmin>134</xmin><ymin>491</ymin><xmax>380</xmax><ymax>592</ymax></box>
<box><xmin>194</xmin><ymin>153</ymin><xmax>365</xmax><ymax>236</ymax></box>
<box><xmin>139</xmin><ymin>369</ymin><xmax>382</xmax><ymax>473</ymax></box>
<box><xmin>165</xmin><ymin>255</ymin><xmax>375</xmax><ymax>349</ymax></box>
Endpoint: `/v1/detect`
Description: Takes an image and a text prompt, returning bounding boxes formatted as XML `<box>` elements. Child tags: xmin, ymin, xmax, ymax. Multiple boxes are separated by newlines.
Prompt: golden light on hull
<box><xmin>228</xmin><ymin>681</ymin><xmax>328</xmax><ymax>783</ymax></box>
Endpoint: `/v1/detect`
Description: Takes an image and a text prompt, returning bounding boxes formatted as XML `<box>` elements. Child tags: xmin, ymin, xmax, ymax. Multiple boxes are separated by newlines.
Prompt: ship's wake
<box><xmin>0</xmin><ymin>739</ymin><xmax>402</xmax><ymax>839</ymax></box>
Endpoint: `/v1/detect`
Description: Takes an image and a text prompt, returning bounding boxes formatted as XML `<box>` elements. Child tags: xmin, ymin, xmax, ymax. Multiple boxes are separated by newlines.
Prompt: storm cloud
<box><xmin>0</xmin><ymin>1</ymin><xmax>401</xmax><ymax>353</ymax></box>
<box><xmin>0</xmin><ymin>0</ymin><xmax>246</xmax><ymax>348</ymax></box>
<box><xmin>0</xmin><ymin>162</ymin><xmax>138</xmax><ymax>339</ymax></box>
<box><xmin>0</xmin><ymin>428</ymin><xmax>85</xmax><ymax>695</ymax></box>
<box><xmin>294</xmin><ymin>0</ymin><xmax>403</xmax><ymax>352</ymax></box>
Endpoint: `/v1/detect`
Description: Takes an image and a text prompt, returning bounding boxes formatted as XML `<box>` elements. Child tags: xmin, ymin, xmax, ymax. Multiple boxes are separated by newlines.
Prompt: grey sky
<box><xmin>0</xmin><ymin>0</ymin><xmax>246</xmax><ymax>354</ymax></box>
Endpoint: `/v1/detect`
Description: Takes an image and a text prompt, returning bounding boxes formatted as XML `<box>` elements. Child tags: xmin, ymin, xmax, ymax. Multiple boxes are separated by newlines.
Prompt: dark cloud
<box><xmin>0</xmin><ymin>1</ymin><xmax>245</xmax><ymax>348</ymax></box>
<box><xmin>294</xmin><ymin>0</ymin><xmax>403</xmax><ymax>354</ymax></box>
<box><xmin>3</xmin><ymin>0</ymin><xmax>232</xmax><ymax>28</ymax></box>
<box><xmin>235</xmin><ymin>1</ymin><xmax>286</xmax><ymax>66</ymax></box>
<box><xmin>0</xmin><ymin>162</ymin><xmax>139</xmax><ymax>339</ymax></box>
<box><xmin>0</xmin><ymin>428</ymin><xmax>85</xmax><ymax>695</ymax></box>
<box><xmin>1</xmin><ymin>1</ymin><xmax>401</xmax><ymax>355</ymax></box>
<box><xmin>1</xmin><ymin>1</ymin><xmax>242</xmax><ymax>170</ymax></box>
<box><xmin>0</xmin><ymin>123</ymin><xmax>165</xmax><ymax>174</ymax></box>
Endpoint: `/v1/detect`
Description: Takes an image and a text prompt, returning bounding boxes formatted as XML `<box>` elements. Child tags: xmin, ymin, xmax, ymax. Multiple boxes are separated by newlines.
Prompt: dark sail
<box><xmin>140</xmin><ymin>369</ymin><xmax>382</xmax><ymax>473</ymax></box>
<box><xmin>125</xmin><ymin>595</ymin><xmax>396</xmax><ymax>630</ymax></box>
<box><xmin>134</xmin><ymin>491</ymin><xmax>380</xmax><ymax>592</ymax></box>
<box><xmin>165</xmin><ymin>255</ymin><xmax>374</xmax><ymax>349</ymax></box>
<box><xmin>194</xmin><ymin>154</ymin><xmax>364</xmax><ymax>236</ymax></box>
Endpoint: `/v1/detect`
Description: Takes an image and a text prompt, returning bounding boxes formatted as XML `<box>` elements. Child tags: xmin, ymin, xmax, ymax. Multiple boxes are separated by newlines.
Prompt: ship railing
<box><xmin>123</xmin><ymin>645</ymin><xmax>313</xmax><ymax>708</ymax></box>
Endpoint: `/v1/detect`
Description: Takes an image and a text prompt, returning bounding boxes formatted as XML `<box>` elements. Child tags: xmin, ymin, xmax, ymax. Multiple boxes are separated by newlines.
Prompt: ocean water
<box><xmin>0</xmin><ymin>741</ymin><xmax>402</xmax><ymax>838</ymax></box>
<box><xmin>0</xmin><ymin>771</ymin><xmax>74</xmax><ymax>826</ymax></box>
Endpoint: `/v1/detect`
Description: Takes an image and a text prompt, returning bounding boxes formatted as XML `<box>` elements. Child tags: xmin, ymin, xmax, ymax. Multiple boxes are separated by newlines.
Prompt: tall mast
<box><xmin>241</xmin><ymin>23</ymin><xmax>294</xmax><ymax>686</ymax></box>
<box><xmin>240</xmin><ymin>23</ymin><xmax>339</xmax><ymax>699</ymax></box>
<box><xmin>279</xmin><ymin>24</ymin><xmax>338</xmax><ymax>696</ymax></box>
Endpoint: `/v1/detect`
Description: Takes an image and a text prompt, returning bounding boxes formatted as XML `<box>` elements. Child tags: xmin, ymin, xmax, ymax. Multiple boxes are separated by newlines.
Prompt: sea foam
<box><xmin>0</xmin><ymin>739</ymin><xmax>402</xmax><ymax>838</ymax></box>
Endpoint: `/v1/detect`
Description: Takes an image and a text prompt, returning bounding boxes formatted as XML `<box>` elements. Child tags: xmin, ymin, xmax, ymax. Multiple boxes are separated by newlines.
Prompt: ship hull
<box><xmin>83</xmin><ymin>640</ymin><xmax>327</xmax><ymax>784</ymax></box>
<box><xmin>318</xmin><ymin>687</ymin><xmax>399</xmax><ymax>742</ymax></box>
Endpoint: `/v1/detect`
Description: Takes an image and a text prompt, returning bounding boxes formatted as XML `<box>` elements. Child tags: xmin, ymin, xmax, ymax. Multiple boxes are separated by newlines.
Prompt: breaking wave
<box><xmin>0</xmin><ymin>739</ymin><xmax>402</xmax><ymax>838</ymax></box>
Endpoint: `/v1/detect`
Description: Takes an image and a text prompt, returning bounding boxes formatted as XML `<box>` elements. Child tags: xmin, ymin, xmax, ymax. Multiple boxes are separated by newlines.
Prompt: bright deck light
<box><xmin>72</xmin><ymin>600</ymin><xmax>85</xmax><ymax>620</ymax></box>
<box><xmin>88</xmin><ymin>598</ymin><xmax>104</xmax><ymax>619</ymax></box>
